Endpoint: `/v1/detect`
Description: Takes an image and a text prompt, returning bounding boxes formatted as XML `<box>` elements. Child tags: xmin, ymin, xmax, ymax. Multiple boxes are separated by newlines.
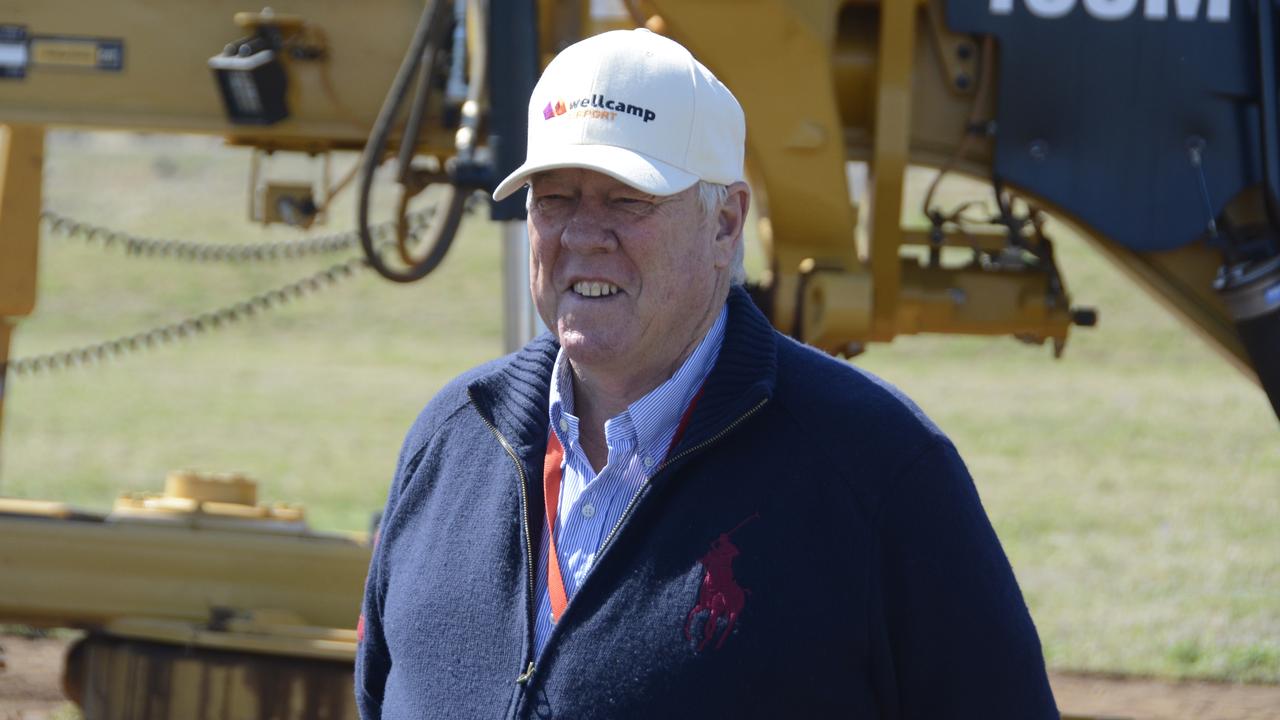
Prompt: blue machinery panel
<box><xmin>947</xmin><ymin>0</ymin><xmax>1260</xmax><ymax>251</ymax></box>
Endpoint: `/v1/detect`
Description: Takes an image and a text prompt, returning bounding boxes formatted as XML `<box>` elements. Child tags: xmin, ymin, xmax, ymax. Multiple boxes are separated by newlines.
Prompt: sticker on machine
<box><xmin>0</xmin><ymin>25</ymin><xmax>28</xmax><ymax>80</ymax></box>
<box><xmin>29</xmin><ymin>34</ymin><xmax>124</xmax><ymax>72</ymax></box>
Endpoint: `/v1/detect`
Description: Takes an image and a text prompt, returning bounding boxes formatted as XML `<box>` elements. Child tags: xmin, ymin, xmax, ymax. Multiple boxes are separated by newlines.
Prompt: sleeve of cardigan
<box><xmin>354</xmin><ymin>429</ymin><xmax>430</xmax><ymax>719</ymax></box>
<box><xmin>355</xmin><ymin>526</ymin><xmax>390</xmax><ymax>719</ymax></box>
<box><xmin>868</xmin><ymin>438</ymin><xmax>1059</xmax><ymax>719</ymax></box>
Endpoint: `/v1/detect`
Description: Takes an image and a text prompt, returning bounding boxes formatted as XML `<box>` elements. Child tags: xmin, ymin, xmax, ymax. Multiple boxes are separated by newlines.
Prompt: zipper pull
<box><xmin>515</xmin><ymin>661</ymin><xmax>536</xmax><ymax>684</ymax></box>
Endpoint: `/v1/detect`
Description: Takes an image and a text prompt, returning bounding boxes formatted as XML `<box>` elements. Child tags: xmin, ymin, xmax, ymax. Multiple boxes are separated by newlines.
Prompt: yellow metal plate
<box><xmin>31</xmin><ymin>38</ymin><xmax>101</xmax><ymax>69</ymax></box>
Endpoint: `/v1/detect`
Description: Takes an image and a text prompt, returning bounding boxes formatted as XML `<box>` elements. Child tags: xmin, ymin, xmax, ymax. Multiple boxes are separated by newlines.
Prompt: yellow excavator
<box><xmin>1</xmin><ymin>0</ymin><xmax>1276</xmax><ymax>717</ymax></box>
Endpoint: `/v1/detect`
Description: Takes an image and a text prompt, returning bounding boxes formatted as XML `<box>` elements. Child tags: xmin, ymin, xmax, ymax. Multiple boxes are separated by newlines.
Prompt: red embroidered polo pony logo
<box><xmin>684</xmin><ymin>513</ymin><xmax>759</xmax><ymax>652</ymax></box>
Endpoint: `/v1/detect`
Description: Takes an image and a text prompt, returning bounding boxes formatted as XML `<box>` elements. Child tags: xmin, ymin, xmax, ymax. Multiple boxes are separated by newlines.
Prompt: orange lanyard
<box><xmin>542</xmin><ymin>387</ymin><xmax>704</xmax><ymax>623</ymax></box>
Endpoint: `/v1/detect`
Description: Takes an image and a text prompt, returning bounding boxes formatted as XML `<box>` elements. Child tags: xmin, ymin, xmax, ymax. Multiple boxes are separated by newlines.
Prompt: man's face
<box><xmin>528</xmin><ymin>168</ymin><xmax>731</xmax><ymax>378</ymax></box>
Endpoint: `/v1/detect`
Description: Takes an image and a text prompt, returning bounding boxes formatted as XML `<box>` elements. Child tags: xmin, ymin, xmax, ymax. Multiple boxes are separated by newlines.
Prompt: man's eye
<box><xmin>535</xmin><ymin>195</ymin><xmax>569</xmax><ymax>208</ymax></box>
<box><xmin>614</xmin><ymin>197</ymin><xmax>653</xmax><ymax>210</ymax></box>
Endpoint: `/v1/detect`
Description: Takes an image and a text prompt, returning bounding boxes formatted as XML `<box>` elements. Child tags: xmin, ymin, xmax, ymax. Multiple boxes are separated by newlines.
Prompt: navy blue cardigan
<box><xmin>356</xmin><ymin>288</ymin><xmax>1058</xmax><ymax>719</ymax></box>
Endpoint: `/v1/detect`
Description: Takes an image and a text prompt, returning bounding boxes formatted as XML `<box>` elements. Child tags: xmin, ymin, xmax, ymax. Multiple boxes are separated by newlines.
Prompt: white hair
<box><xmin>695</xmin><ymin>180</ymin><xmax>746</xmax><ymax>287</ymax></box>
<box><xmin>523</xmin><ymin>178</ymin><xmax>747</xmax><ymax>287</ymax></box>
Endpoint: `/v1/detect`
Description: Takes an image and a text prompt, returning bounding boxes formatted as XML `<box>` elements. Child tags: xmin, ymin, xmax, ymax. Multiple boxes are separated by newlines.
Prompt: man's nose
<box><xmin>560</xmin><ymin>205</ymin><xmax>618</xmax><ymax>253</ymax></box>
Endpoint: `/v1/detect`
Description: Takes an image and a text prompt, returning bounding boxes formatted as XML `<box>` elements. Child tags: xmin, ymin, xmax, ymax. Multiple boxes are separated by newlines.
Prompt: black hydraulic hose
<box><xmin>396</xmin><ymin>32</ymin><xmax>440</xmax><ymax>185</ymax></box>
<box><xmin>1257</xmin><ymin>0</ymin><xmax>1280</xmax><ymax>235</ymax></box>
<box><xmin>357</xmin><ymin>0</ymin><xmax>464</xmax><ymax>283</ymax></box>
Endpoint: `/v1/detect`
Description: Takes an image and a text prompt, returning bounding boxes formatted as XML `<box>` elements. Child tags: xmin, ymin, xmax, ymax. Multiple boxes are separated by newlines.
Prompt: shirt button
<box><xmin>558</xmin><ymin>418</ymin><xmax>568</xmax><ymax>433</ymax></box>
<box><xmin>643</xmin><ymin>456</ymin><xmax>654</xmax><ymax>468</ymax></box>
<box><xmin>581</xmin><ymin>503</ymin><xmax>596</xmax><ymax>519</ymax></box>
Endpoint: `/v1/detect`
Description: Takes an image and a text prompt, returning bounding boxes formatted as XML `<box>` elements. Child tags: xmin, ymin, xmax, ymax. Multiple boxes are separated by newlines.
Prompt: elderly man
<box><xmin>356</xmin><ymin>28</ymin><xmax>1058</xmax><ymax>719</ymax></box>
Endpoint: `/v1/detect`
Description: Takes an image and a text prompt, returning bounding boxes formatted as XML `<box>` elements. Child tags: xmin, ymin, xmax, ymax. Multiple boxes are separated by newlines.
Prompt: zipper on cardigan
<box><xmin>598</xmin><ymin>397</ymin><xmax>770</xmax><ymax>554</ymax></box>
<box><xmin>540</xmin><ymin>392</ymin><xmax>768</xmax><ymax>655</ymax></box>
<box><xmin>467</xmin><ymin>388</ymin><xmax>538</xmax><ymax>686</ymax></box>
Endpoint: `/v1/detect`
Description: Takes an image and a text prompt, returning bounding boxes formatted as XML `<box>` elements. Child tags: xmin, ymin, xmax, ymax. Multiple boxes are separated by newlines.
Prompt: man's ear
<box><xmin>713</xmin><ymin>181</ymin><xmax>751</xmax><ymax>266</ymax></box>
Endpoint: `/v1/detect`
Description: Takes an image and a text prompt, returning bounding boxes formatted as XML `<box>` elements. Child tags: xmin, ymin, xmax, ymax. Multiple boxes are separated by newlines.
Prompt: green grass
<box><xmin>5</xmin><ymin>133</ymin><xmax>501</xmax><ymax>532</ymax></box>
<box><xmin>2</xmin><ymin>133</ymin><xmax>1277</xmax><ymax>683</ymax></box>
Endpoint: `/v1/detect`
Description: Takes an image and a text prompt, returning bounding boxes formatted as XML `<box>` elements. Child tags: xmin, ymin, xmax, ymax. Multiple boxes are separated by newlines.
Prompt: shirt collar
<box><xmin>548</xmin><ymin>304</ymin><xmax>728</xmax><ymax>460</ymax></box>
<box><xmin>548</xmin><ymin>352</ymin><xmax>582</xmax><ymax>450</ymax></box>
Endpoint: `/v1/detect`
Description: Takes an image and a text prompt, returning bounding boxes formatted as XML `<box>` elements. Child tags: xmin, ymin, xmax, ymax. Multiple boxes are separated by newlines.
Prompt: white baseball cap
<box><xmin>491</xmin><ymin>28</ymin><xmax>746</xmax><ymax>201</ymax></box>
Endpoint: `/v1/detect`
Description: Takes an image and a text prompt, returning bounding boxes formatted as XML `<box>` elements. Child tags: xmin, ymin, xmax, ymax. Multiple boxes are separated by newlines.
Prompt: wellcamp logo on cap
<box><xmin>542</xmin><ymin>94</ymin><xmax>658</xmax><ymax>123</ymax></box>
<box><xmin>491</xmin><ymin>28</ymin><xmax>745</xmax><ymax>202</ymax></box>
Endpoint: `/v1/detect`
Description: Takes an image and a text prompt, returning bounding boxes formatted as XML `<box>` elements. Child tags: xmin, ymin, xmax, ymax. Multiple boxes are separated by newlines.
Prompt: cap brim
<box><xmin>492</xmin><ymin>144</ymin><xmax>699</xmax><ymax>201</ymax></box>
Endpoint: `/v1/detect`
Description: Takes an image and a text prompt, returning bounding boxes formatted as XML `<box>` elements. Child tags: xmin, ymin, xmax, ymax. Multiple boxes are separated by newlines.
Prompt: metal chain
<box><xmin>40</xmin><ymin>207</ymin><xmax>436</xmax><ymax>263</ymax></box>
<box><xmin>9</xmin><ymin>200</ymin><xmax>459</xmax><ymax>376</ymax></box>
<box><xmin>7</xmin><ymin>257</ymin><xmax>374</xmax><ymax>376</ymax></box>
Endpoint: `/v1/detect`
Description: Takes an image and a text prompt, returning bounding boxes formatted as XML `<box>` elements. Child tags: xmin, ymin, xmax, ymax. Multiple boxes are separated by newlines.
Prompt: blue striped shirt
<box><xmin>533</xmin><ymin>305</ymin><xmax>728</xmax><ymax>656</ymax></box>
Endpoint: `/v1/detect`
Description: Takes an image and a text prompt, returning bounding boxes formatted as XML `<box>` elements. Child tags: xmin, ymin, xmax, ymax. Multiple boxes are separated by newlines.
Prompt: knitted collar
<box><xmin>466</xmin><ymin>286</ymin><xmax>779</xmax><ymax>473</ymax></box>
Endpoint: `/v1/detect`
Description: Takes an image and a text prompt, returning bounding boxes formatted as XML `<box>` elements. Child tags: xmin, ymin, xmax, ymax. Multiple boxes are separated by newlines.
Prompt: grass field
<box><xmin>2</xmin><ymin>131</ymin><xmax>1277</xmax><ymax>684</ymax></box>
